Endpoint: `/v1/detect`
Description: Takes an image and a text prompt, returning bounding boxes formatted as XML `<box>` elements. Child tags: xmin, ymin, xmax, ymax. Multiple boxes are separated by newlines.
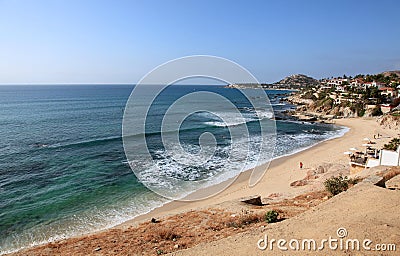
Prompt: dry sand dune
<box><xmin>171</xmin><ymin>181</ymin><xmax>400</xmax><ymax>255</ymax></box>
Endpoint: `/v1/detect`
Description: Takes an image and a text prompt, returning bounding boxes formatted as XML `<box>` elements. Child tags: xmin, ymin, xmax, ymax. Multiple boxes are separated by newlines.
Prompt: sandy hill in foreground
<box><xmin>171</xmin><ymin>178</ymin><xmax>400</xmax><ymax>255</ymax></box>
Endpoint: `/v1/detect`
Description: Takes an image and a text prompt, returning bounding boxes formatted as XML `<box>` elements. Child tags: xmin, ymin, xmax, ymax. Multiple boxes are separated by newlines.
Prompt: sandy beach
<box><xmin>9</xmin><ymin>117</ymin><xmax>400</xmax><ymax>255</ymax></box>
<box><xmin>125</xmin><ymin>117</ymin><xmax>397</xmax><ymax>224</ymax></box>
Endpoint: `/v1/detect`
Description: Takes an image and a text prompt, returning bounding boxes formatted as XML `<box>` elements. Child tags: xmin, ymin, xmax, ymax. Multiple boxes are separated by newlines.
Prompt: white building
<box><xmin>336</xmin><ymin>85</ymin><xmax>346</xmax><ymax>92</ymax></box>
<box><xmin>350</xmin><ymin>78</ymin><xmax>364</xmax><ymax>88</ymax></box>
<box><xmin>363</xmin><ymin>81</ymin><xmax>386</xmax><ymax>89</ymax></box>
<box><xmin>379</xmin><ymin>87</ymin><xmax>398</xmax><ymax>98</ymax></box>
<box><xmin>366</xmin><ymin>147</ymin><xmax>400</xmax><ymax>168</ymax></box>
<box><xmin>327</xmin><ymin>78</ymin><xmax>349</xmax><ymax>87</ymax></box>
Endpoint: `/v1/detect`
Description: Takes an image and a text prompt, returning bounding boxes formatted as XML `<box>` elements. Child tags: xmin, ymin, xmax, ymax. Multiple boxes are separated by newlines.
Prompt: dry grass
<box><xmin>11</xmin><ymin>190</ymin><xmax>330</xmax><ymax>256</ymax></box>
<box><xmin>378</xmin><ymin>166</ymin><xmax>400</xmax><ymax>182</ymax></box>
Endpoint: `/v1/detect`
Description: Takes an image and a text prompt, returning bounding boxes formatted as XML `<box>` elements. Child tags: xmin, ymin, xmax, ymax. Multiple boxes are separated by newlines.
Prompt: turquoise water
<box><xmin>0</xmin><ymin>85</ymin><xmax>345</xmax><ymax>253</ymax></box>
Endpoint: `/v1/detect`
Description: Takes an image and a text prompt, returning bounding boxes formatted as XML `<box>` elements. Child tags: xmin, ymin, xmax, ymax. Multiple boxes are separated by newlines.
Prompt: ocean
<box><xmin>0</xmin><ymin>84</ymin><xmax>347</xmax><ymax>253</ymax></box>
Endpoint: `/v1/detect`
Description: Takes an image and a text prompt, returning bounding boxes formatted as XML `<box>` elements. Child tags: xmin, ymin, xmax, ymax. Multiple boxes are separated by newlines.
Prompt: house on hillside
<box><xmin>379</xmin><ymin>87</ymin><xmax>398</xmax><ymax>98</ymax></box>
<box><xmin>330</xmin><ymin>93</ymin><xmax>356</xmax><ymax>105</ymax></box>
<box><xmin>350</xmin><ymin>78</ymin><xmax>364</xmax><ymax>88</ymax></box>
<box><xmin>381</xmin><ymin>103</ymin><xmax>395</xmax><ymax>114</ymax></box>
<box><xmin>327</xmin><ymin>78</ymin><xmax>349</xmax><ymax>87</ymax></box>
<box><xmin>336</xmin><ymin>85</ymin><xmax>346</xmax><ymax>92</ymax></box>
<box><xmin>363</xmin><ymin>81</ymin><xmax>386</xmax><ymax>89</ymax></box>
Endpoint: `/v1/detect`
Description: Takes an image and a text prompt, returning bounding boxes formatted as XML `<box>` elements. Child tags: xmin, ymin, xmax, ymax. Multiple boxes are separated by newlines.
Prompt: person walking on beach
<box><xmin>299</xmin><ymin>162</ymin><xmax>303</xmax><ymax>169</ymax></box>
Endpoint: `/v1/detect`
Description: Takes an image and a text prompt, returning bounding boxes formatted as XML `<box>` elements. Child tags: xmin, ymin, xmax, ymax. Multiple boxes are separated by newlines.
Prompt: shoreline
<box><xmin>7</xmin><ymin>117</ymin><xmax>399</xmax><ymax>255</ymax></box>
<box><xmin>1</xmin><ymin>121</ymin><xmax>348</xmax><ymax>255</ymax></box>
<box><xmin>118</xmin><ymin>117</ymin><xmax>395</xmax><ymax>227</ymax></box>
<box><xmin>0</xmin><ymin>118</ymin><xmax>345</xmax><ymax>255</ymax></box>
<box><xmin>120</xmin><ymin>122</ymin><xmax>349</xmax><ymax>225</ymax></box>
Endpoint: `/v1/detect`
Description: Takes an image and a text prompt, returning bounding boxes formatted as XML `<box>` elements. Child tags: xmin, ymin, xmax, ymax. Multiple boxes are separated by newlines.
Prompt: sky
<box><xmin>0</xmin><ymin>0</ymin><xmax>400</xmax><ymax>84</ymax></box>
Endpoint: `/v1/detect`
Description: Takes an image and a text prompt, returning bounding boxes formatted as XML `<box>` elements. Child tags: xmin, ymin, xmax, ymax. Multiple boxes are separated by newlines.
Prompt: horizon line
<box><xmin>0</xmin><ymin>83</ymin><xmax>229</xmax><ymax>86</ymax></box>
<box><xmin>0</xmin><ymin>83</ymin><xmax>135</xmax><ymax>86</ymax></box>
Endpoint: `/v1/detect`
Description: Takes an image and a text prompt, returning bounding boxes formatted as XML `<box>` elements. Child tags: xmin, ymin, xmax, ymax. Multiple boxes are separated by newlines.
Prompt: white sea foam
<box><xmin>201</xmin><ymin>109</ymin><xmax>273</xmax><ymax>128</ymax></box>
<box><xmin>1</xmin><ymin>123</ymin><xmax>349</xmax><ymax>255</ymax></box>
<box><xmin>0</xmin><ymin>192</ymin><xmax>171</xmax><ymax>255</ymax></box>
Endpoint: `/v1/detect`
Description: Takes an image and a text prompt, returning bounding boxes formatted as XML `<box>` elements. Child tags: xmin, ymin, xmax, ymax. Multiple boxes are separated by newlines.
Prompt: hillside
<box><xmin>274</xmin><ymin>74</ymin><xmax>320</xmax><ymax>88</ymax></box>
<box><xmin>381</xmin><ymin>70</ymin><xmax>400</xmax><ymax>77</ymax></box>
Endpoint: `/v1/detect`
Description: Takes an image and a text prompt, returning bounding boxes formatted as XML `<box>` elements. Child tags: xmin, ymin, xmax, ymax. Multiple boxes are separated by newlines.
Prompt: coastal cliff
<box><xmin>377</xmin><ymin>115</ymin><xmax>400</xmax><ymax>130</ymax></box>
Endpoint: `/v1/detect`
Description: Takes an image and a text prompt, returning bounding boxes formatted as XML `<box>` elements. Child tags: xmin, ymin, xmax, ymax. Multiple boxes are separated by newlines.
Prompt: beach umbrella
<box><xmin>349</xmin><ymin>148</ymin><xmax>358</xmax><ymax>151</ymax></box>
<box><xmin>343</xmin><ymin>151</ymin><xmax>352</xmax><ymax>155</ymax></box>
<box><xmin>363</xmin><ymin>138</ymin><xmax>371</xmax><ymax>141</ymax></box>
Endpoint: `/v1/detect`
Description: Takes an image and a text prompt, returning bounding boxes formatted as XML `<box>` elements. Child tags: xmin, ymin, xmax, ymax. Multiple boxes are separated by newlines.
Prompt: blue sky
<box><xmin>0</xmin><ymin>0</ymin><xmax>399</xmax><ymax>84</ymax></box>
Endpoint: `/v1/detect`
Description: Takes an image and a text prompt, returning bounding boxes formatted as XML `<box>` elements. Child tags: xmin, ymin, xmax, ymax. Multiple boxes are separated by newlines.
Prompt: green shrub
<box><xmin>322</xmin><ymin>98</ymin><xmax>333</xmax><ymax>109</ymax></box>
<box><xmin>357</xmin><ymin>109</ymin><xmax>365</xmax><ymax>117</ymax></box>
<box><xmin>265</xmin><ymin>210</ymin><xmax>279</xmax><ymax>223</ymax></box>
<box><xmin>383</xmin><ymin>138</ymin><xmax>400</xmax><ymax>151</ymax></box>
<box><xmin>348</xmin><ymin>177</ymin><xmax>360</xmax><ymax>185</ymax></box>
<box><xmin>324</xmin><ymin>175</ymin><xmax>349</xmax><ymax>196</ymax></box>
<box><xmin>391</xmin><ymin>111</ymin><xmax>400</xmax><ymax>117</ymax></box>
<box><xmin>371</xmin><ymin>106</ymin><xmax>383</xmax><ymax>116</ymax></box>
<box><xmin>302</xmin><ymin>90</ymin><xmax>315</xmax><ymax>99</ymax></box>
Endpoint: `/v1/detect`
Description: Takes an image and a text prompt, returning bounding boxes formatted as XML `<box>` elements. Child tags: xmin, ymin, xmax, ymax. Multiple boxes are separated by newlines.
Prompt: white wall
<box><xmin>380</xmin><ymin>149</ymin><xmax>400</xmax><ymax>166</ymax></box>
<box><xmin>366</xmin><ymin>158</ymin><xmax>380</xmax><ymax>168</ymax></box>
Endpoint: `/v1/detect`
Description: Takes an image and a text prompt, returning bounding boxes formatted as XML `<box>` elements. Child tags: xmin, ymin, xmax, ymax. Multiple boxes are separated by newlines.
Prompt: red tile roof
<box><xmin>379</xmin><ymin>87</ymin><xmax>395</xmax><ymax>91</ymax></box>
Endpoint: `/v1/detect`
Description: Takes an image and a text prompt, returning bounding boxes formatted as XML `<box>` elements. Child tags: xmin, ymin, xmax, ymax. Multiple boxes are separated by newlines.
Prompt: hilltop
<box><xmin>382</xmin><ymin>70</ymin><xmax>400</xmax><ymax>77</ymax></box>
<box><xmin>227</xmin><ymin>74</ymin><xmax>320</xmax><ymax>89</ymax></box>
<box><xmin>227</xmin><ymin>71</ymin><xmax>400</xmax><ymax>90</ymax></box>
<box><xmin>274</xmin><ymin>74</ymin><xmax>320</xmax><ymax>88</ymax></box>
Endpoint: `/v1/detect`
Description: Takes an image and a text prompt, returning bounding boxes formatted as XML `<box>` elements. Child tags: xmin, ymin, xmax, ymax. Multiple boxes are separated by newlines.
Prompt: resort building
<box><xmin>366</xmin><ymin>147</ymin><xmax>400</xmax><ymax>168</ymax></box>
<box><xmin>349</xmin><ymin>144</ymin><xmax>400</xmax><ymax>174</ymax></box>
